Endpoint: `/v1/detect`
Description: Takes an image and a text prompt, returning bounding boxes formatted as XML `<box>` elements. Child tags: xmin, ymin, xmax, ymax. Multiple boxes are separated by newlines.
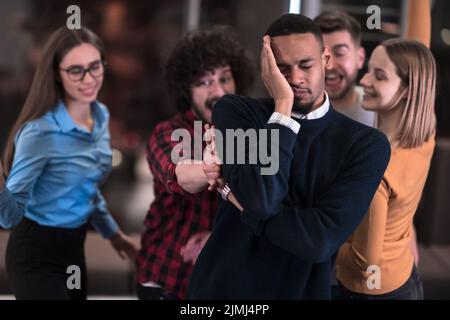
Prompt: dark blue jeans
<box><xmin>332</xmin><ymin>265</ymin><xmax>424</xmax><ymax>300</ymax></box>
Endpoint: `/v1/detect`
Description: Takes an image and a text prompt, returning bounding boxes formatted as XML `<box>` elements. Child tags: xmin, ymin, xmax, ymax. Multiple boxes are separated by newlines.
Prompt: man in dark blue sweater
<box><xmin>187</xmin><ymin>14</ymin><xmax>390</xmax><ymax>299</ymax></box>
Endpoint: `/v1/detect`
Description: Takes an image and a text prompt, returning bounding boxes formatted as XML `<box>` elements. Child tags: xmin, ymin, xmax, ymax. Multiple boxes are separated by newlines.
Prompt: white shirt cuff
<box><xmin>267</xmin><ymin>112</ymin><xmax>300</xmax><ymax>134</ymax></box>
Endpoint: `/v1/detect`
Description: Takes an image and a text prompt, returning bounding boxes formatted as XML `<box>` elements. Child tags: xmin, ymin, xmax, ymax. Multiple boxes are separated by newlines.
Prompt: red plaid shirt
<box><xmin>136</xmin><ymin>110</ymin><xmax>217</xmax><ymax>299</ymax></box>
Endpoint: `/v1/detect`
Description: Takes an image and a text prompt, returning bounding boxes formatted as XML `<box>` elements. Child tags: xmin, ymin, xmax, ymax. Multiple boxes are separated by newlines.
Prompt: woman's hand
<box><xmin>109</xmin><ymin>229</ymin><xmax>139</xmax><ymax>261</ymax></box>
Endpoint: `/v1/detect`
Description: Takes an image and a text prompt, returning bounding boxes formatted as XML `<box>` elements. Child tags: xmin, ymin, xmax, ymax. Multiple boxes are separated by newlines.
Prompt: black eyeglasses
<box><xmin>60</xmin><ymin>60</ymin><xmax>106</xmax><ymax>82</ymax></box>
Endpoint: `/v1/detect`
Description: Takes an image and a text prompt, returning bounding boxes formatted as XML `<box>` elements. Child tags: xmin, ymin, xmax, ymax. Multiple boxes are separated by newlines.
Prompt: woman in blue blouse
<box><xmin>0</xmin><ymin>26</ymin><xmax>138</xmax><ymax>299</ymax></box>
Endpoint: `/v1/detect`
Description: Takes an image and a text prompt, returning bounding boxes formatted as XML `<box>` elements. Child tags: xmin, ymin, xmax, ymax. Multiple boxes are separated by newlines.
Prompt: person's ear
<box><xmin>323</xmin><ymin>45</ymin><xmax>333</xmax><ymax>70</ymax></box>
<box><xmin>357</xmin><ymin>46</ymin><xmax>365</xmax><ymax>70</ymax></box>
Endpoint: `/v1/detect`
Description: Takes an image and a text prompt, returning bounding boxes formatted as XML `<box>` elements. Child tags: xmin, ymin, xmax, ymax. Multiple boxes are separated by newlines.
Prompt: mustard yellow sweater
<box><xmin>336</xmin><ymin>137</ymin><xmax>435</xmax><ymax>294</ymax></box>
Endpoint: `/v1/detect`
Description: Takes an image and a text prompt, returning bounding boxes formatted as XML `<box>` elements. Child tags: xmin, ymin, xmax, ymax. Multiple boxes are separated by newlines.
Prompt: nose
<box><xmin>329</xmin><ymin>54</ymin><xmax>340</xmax><ymax>69</ymax></box>
<box><xmin>289</xmin><ymin>67</ymin><xmax>305</xmax><ymax>86</ymax></box>
<box><xmin>81</xmin><ymin>70</ymin><xmax>96</xmax><ymax>84</ymax></box>
<box><xmin>359</xmin><ymin>73</ymin><xmax>370</xmax><ymax>88</ymax></box>
<box><xmin>209</xmin><ymin>81</ymin><xmax>226</xmax><ymax>97</ymax></box>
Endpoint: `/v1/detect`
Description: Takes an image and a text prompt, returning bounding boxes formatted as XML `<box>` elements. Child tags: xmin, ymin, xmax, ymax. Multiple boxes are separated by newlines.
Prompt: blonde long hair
<box><xmin>382</xmin><ymin>38</ymin><xmax>436</xmax><ymax>148</ymax></box>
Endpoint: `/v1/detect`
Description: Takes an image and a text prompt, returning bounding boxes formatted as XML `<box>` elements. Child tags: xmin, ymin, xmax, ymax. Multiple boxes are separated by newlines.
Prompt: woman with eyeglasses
<box><xmin>0</xmin><ymin>26</ymin><xmax>138</xmax><ymax>300</ymax></box>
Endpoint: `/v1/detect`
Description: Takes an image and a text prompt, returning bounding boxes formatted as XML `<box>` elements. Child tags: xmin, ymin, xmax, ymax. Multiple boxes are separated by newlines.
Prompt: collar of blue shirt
<box><xmin>291</xmin><ymin>92</ymin><xmax>330</xmax><ymax>120</ymax></box>
<box><xmin>53</xmin><ymin>100</ymin><xmax>106</xmax><ymax>134</ymax></box>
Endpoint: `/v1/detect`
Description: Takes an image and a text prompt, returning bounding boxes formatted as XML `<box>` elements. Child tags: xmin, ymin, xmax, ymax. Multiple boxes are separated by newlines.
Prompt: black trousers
<box><xmin>5</xmin><ymin>217</ymin><xmax>87</xmax><ymax>300</ymax></box>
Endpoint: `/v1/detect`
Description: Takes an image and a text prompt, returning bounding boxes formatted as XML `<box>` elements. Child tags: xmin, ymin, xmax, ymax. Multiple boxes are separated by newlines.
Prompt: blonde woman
<box><xmin>335</xmin><ymin>38</ymin><xmax>436</xmax><ymax>300</ymax></box>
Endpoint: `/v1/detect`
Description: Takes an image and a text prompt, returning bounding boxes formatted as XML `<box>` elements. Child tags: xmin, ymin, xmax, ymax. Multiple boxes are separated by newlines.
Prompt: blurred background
<box><xmin>0</xmin><ymin>0</ymin><xmax>449</xmax><ymax>299</ymax></box>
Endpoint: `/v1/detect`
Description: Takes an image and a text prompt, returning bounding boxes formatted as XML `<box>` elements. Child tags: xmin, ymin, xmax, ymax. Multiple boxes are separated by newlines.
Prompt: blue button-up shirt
<box><xmin>0</xmin><ymin>101</ymin><xmax>118</xmax><ymax>238</ymax></box>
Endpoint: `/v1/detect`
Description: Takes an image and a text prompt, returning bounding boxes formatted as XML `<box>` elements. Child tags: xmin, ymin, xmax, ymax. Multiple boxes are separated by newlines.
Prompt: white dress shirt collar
<box><xmin>291</xmin><ymin>92</ymin><xmax>330</xmax><ymax>120</ymax></box>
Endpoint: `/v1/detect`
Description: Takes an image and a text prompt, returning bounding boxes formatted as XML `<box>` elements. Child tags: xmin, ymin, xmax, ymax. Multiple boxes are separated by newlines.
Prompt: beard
<box><xmin>205</xmin><ymin>96</ymin><xmax>220</xmax><ymax>111</ymax></box>
<box><xmin>191</xmin><ymin>97</ymin><xmax>220</xmax><ymax>123</ymax></box>
<box><xmin>330</xmin><ymin>77</ymin><xmax>357</xmax><ymax>101</ymax></box>
<box><xmin>327</xmin><ymin>69</ymin><xmax>358</xmax><ymax>100</ymax></box>
<box><xmin>292</xmin><ymin>89</ymin><xmax>325</xmax><ymax>115</ymax></box>
<box><xmin>292</xmin><ymin>98</ymin><xmax>315</xmax><ymax>114</ymax></box>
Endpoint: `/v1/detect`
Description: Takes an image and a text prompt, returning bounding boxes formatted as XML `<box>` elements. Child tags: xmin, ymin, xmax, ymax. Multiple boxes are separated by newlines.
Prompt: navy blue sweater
<box><xmin>187</xmin><ymin>95</ymin><xmax>390</xmax><ymax>299</ymax></box>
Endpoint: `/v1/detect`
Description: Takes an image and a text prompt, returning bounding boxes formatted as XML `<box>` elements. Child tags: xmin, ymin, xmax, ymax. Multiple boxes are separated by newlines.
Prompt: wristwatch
<box><xmin>220</xmin><ymin>183</ymin><xmax>231</xmax><ymax>201</ymax></box>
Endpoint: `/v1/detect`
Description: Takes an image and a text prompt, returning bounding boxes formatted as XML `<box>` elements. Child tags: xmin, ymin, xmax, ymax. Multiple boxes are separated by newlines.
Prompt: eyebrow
<box><xmin>332</xmin><ymin>44</ymin><xmax>350</xmax><ymax>51</ymax></box>
<box><xmin>63</xmin><ymin>59</ymin><xmax>101</xmax><ymax>69</ymax></box>
<box><xmin>201</xmin><ymin>66</ymin><xmax>232</xmax><ymax>77</ymax></box>
<box><xmin>368</xmin><ymin>66</ymin><xmax>389</xmax><ymax>77</ymax></box>
<box><xmin>277</xmin><ymin>57</ymin><xmax>315</xmax><ymax>68</ymax></box>
<box><xmin>374</xmin><ymin>67</ymin><xmax>389</xmax><ymax>76</ymax></box>
<box><xmin>219</xmin><ymin>67</ymin><xmax>232</xmax><ymax>75</ymax></box>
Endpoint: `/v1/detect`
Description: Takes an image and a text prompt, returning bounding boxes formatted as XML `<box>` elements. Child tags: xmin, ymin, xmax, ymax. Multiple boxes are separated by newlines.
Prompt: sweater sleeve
<box><xmin>405</xmin><ymin>0</ymin><xmax>431</xmax><ymax>47</ymax></box>
<box><xmin>212</xmin><ymin>95</ymin><xmax>298</xmax><ymax>225</ymax></box>
<box><xmin>246</xmin><ymin>131</ymin><xmax>391</xmax><ymax>263</ymax></box>
<box><xmin>339</xmin><ymin>179</ymin><xmax>390</xmax><ymax>268</ymax></box>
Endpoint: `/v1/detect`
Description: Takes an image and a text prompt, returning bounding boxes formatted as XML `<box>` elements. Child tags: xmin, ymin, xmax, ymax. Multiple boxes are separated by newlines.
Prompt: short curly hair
<box><xmin>165</xmin><ymin>25</ymin><xmax>255</xmax><ymax>112</ymax></box>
